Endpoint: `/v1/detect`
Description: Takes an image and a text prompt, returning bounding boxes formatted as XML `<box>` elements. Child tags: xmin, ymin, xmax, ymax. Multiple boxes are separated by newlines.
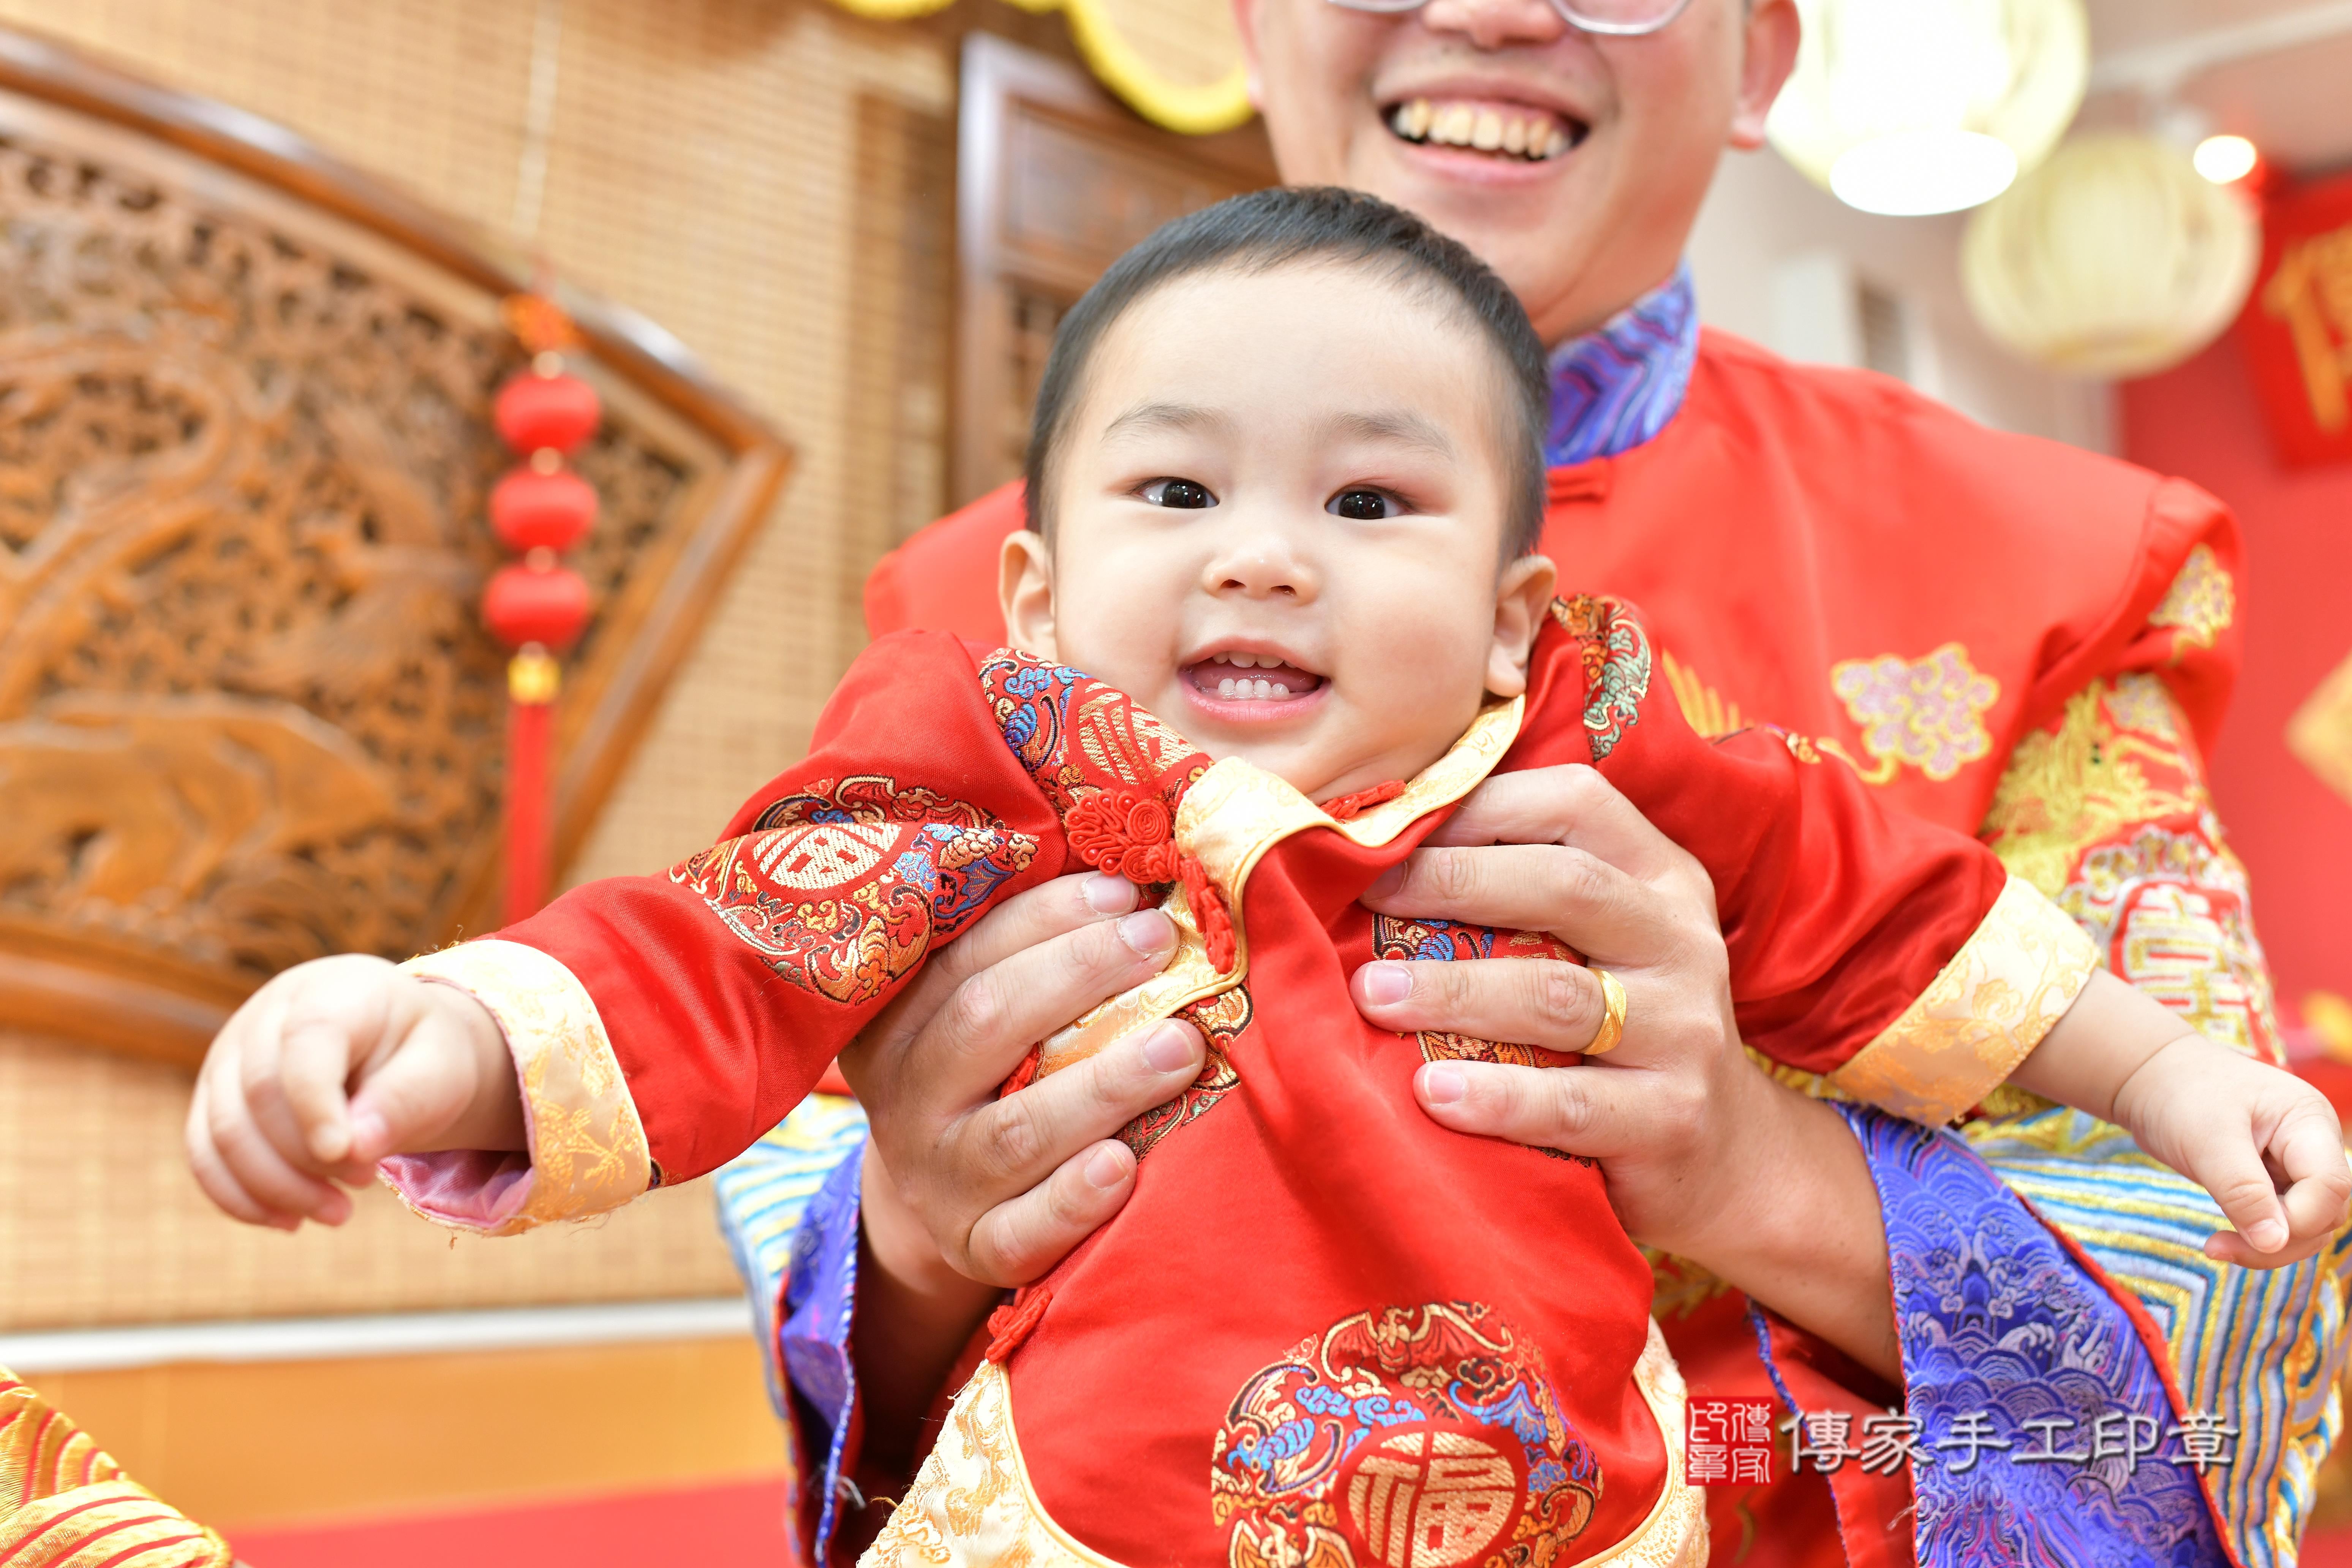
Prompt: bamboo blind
<box><xmin>0</xmin><ymin>0</ymin><xmax>959</xmax><ymax>1326</ymax></box>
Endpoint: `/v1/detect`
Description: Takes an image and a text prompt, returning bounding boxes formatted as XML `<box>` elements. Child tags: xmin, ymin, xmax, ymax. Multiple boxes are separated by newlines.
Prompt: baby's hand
<box><xmin>185</xmin><ymin>955</ymin><xmax>522</xmax><ymax>1231</ymax></box>
<box><xmin>2112</xmin><ymin>1035</ymin><xmax>2352</xmax><ymax>1268</ymax></box>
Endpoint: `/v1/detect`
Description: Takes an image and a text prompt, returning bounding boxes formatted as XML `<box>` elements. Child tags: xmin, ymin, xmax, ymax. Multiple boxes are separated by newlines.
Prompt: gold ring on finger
<box><xmin>1585</xmin><ymin>968</ymin><xmax>1627</xmax><ymax>1057</ymax></box>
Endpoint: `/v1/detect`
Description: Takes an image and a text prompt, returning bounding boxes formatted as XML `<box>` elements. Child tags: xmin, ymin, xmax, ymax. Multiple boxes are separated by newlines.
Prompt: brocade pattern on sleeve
<box><xmin>1968</xmin><ymin>672</ymin><xmax>2350</xmax><ymax>1568</ymax></box>
<box><xmin>1819</xmin><ymin>1105</ymin><xmax>2227</xmax><ymax>1568</ymax></box>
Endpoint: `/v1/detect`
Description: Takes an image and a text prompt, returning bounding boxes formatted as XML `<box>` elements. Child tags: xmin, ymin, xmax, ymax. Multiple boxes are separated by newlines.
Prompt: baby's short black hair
<box><xmin>1023</xmin><ymin>186</ymin><xmax>1551</xmax><ymax>557</ymax></box>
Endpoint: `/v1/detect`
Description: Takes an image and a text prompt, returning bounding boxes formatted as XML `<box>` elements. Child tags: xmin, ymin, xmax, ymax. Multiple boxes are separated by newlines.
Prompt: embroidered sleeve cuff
<box><xmin>380</xmin><ymin>938</ymin><xmax>651</xmax><ymax>1236</ymax></box>
<box><xmin>1829</xmin><ymin>876</ymin><xmax>2099</xmax><ymax>1127</ymax></box>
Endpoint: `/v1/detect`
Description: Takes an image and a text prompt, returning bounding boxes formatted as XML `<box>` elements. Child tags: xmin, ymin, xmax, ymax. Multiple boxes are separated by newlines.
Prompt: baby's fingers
<box><xmin>2270</xmin><ymin>1103</ymin><xmax>2352</xmax><ymax>1254</ymax></box>
<box><xmin>272</xmin><ymin>954</ymin><xmax>403</xmax><ymax>1165</ymax></box>
<box><xmin>341</xmin><ymin>1005</ymin><xmax>489</xmax><ymax>1162</ymax></box>
<box><xmin>186</xmin><ymin>1076</ymin><xmax>295</xmax><ymax>1230</ymax></box>
<box><xmin>2188</xmin><ymin>1133</ymin><xmax>2291</xmax><ymax>1258</ymax></box>
<box><xmin>194</xmin><ymin>1071</ymin><xmax>353</xmax><ymax>1228</ymax></box>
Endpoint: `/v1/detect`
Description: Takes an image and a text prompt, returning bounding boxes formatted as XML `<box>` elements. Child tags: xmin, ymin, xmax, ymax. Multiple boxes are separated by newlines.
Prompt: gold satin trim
<box><xmin>861</xmin><ymin>1316</ymin><xmax>1703</xmax><ymax>1568</ymax></box>
<box><xmin>0</xmin><ymin>1373</ymin><xmax>232</xmax><ymax>1566</ymax></box>
<box><xmin>400</xmin><ymin>938</ymin><xmax>651</xmax><ymax>1235</ymax></box>
<box><xmin>1829</xmin><ymin>876</ymin><xmax>2101</xmax><ymax>1126</ymax></box>
<box><xmin>1037</xmin><ymin>699</ymin><xmax>1524</xmax><ymax>1076</ymax></box>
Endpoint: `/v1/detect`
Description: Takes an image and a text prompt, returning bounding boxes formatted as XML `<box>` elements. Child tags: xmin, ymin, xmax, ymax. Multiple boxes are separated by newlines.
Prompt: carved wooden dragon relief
<box><xmin>0</xmin><ymin>33</ymin><xmax>790</xmax><ymax>1064</ymax></box>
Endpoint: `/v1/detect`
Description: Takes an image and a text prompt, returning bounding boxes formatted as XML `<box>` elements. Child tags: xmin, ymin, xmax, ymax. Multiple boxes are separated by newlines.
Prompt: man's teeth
<box><xmin>1388</xmin><ymin>98</ymin><xmax>1573</xmax><ymax>161</ymax></box>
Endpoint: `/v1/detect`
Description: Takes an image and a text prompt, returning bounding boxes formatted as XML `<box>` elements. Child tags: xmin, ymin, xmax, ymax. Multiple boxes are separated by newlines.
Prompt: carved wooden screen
<box><xmin>0</xmin><ymin>31</ymin><xmax>790</xmax><ymax>1067</ymax></box>
<box><xmin>952</xmin><ymin>34</ymin><xmax>1274</xmax><ymax>505</ymax></box>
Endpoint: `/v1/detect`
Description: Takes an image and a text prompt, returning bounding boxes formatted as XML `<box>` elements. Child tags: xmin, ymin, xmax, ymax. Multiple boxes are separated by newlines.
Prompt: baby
<box><xmin>190</xmin><ymin>190</ymin><xmax>2344</xmax><ymax>1568</ymax></box>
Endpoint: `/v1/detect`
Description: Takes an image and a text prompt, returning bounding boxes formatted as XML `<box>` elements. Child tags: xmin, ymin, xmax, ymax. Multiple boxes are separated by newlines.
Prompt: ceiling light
<box><xmin>1770</xmin><ymin>0</ymin><xmax>2090</xmax><ymax>217</ymax></box>
<box><xmin>1963</xmin><ymin>133</ymin><xmax>2261</xmax><ymax>379</ymax></box>
<box><xmin>2193</xmin><ymin>133</ymin><xmax>2259</xmax><ymax>184</ymax></box>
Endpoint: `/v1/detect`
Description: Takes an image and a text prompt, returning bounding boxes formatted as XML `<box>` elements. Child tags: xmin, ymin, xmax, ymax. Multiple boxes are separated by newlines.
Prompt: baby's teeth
<box><xmin>1271</xmin><ymin>683</ymin><xmax>1288</xmax><ymax>698</ymax></box>
<box><xmin>1254</xmin><ymin>679</ymin><xmax>1271</xmax><ymax>699</ymax></box>
<box><xmin>1219</xmin><ymin>678</ymin><xmax>1236</xmax><ymax>699</ymax></box>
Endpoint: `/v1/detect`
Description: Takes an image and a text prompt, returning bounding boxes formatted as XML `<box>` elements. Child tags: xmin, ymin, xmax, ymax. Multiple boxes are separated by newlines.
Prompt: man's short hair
<box><xmin>1023</xmin><ymin>186</ymin><xmax>1551</xmax><ymax>556</ymax></box>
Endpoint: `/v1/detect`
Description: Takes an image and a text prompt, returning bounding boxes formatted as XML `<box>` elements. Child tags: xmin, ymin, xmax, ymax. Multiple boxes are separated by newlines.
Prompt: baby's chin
<box><xmin>1144</xmin><ymin>672</ymin><xmax>1475</xmax><ymax>805</ymax></box>
<box><xmin>1180</xmin><ymin>730</ymin><xmax>1456</xmax><ymax>810</ymax></box>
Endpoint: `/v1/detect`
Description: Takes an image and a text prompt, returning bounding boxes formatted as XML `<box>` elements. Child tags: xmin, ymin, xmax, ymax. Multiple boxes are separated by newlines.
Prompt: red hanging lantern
<box><xmin>489</xmin><ymin>467</ymin><xmax>599</xmax><ymax>555</ymax></box>
<box><xmin>485</xmin><ymin>295</ymin><xmax>602</xmax><ymax>924</ymax></box>
<box><xmin>484</xmin><ymin>558</ymin><xmax>592</xmax><ymax>649</ymax></box>
<box><xmin>495</xmin><ymin>371</ymin><xmax>602</xmax><ymax>454</ymax></box>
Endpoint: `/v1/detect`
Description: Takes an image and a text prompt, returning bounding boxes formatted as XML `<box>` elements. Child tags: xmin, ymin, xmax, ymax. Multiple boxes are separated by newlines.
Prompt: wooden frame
<box><xmin>952</xmin><ymin>33</ymin><xmax>1274</xmax><ymax>506</ymax></box>
<box><xmin>0</xmin><ymin>27</ymin><xmax>792</xmax><ymax>1066</ymax></box>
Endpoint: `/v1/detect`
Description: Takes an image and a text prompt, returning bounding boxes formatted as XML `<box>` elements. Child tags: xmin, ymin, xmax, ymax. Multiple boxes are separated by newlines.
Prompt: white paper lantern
<box><xmin>1962</xmin><ymin>133</ymin><xmax>2261</xmax><ymax>379</ymax></box>
<box><xmin>1768</xmin><ymin>0</ymin><xmax>2089</xmax><ymax>216</ymax></box>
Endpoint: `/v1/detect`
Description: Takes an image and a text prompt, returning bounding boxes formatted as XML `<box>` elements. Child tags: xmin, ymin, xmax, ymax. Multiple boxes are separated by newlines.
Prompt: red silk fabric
<box><xmin>856</xmin><ymin>330</ymin><xmax>2240</xmax><ymax>1561</ymax></box>
<box><xmin>495</xmin><ymin>588</ymin><xmax>2006</xmax><ymax>1563</ymax></box>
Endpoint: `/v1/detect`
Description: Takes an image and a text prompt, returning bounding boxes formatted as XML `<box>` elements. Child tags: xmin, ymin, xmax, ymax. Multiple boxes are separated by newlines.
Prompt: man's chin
<box><xmin>1342</xmin><ymin>133</ymin><xmax>1614</xmax><ymax>342</ymax></box>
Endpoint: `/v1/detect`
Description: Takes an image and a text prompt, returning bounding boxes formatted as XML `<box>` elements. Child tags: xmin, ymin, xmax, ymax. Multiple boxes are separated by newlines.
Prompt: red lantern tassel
<box><xmin>503</xmin><ymin>648</ymin><xmax>560</xmax><ymax>925</ymax></box>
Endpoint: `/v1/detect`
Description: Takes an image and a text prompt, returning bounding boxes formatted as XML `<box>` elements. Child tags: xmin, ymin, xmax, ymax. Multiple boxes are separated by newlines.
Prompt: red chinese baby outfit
<box><xmin>389</xmin><ymin>595</ymin><xmax>2096</xmax><ymax>1568</ymax></box>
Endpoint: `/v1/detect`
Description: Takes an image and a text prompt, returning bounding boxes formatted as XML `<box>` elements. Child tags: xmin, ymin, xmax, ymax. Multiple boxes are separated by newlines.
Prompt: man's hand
<box><xmin>838</xmin><ymin>872</ymin><xmax>1209</xmax><ymax>1288</ymax></box>
<box><xmin>185</xmin><ymin>955</ymin><xmax>523</xmax><ymax>1230</ymax></box>
<box><xmin>1350</xmin><ymin>763</ymin><xmax>1900</xmax><ymax>1379</ymax></box>
<box><xmin>1350</xmin><ymin>764</ymin><xmax>1753</xmax><ymax>1256</ymax></box>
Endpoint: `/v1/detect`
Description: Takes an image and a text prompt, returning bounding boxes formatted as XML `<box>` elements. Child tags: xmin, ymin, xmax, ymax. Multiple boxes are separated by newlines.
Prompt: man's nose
<box><xmin>1415</xmin><ymin>0</ymin><xmax>1571</xmax><ymax>50</ymax></box>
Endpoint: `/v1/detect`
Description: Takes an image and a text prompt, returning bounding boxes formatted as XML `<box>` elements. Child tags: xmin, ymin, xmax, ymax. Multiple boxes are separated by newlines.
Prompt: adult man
<box><xmin>728</xmin><ymin>0</ymin><xmax>2343</xmax><ymax>1562</ymax></box>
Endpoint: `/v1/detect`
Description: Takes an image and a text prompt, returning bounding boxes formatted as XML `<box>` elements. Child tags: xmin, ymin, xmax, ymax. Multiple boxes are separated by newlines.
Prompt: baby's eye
<box><xmin>1327</xmin><ymin>488</ymin><xmax>1402</xmax><ymax>521</ymax></box>
<box><xmin>1141</xmin><ymin>478</ymin><xmax>1217</xmax><ymax>509</ymax></box>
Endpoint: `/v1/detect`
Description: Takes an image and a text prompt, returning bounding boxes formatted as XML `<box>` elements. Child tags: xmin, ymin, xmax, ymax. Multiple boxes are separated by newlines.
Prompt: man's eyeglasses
<box><xmin>1325</xmin><ymin>0</ymin><xmax>1692</xmax><ymax>36</ymax></box>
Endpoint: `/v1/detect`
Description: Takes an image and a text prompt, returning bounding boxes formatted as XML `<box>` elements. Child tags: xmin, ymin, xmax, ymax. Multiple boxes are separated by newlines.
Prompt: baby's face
<box><xmin>1002</xmin><ymin>262</ymin><xmax>1555</xmax><ymax>803</ymax></box>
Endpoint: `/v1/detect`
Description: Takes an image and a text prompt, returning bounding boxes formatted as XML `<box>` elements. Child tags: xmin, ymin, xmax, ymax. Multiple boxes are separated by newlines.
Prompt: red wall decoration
<box><xmin>2242</xmin><ymin>171</ymin><xmax>2352</xmax><ymax>469</ymax></box>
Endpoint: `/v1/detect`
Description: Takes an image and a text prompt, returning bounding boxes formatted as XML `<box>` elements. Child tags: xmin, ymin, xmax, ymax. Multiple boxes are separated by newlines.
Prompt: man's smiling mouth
<box><xmin>1386</xmin><ymin>98</ymin><xmax>1587</xmax><ymax>162</ymax></box>
<box><xmin>1185</xmin><ymin>651</ymin><xmax>1326</xmax><ymax>704</ymax></box>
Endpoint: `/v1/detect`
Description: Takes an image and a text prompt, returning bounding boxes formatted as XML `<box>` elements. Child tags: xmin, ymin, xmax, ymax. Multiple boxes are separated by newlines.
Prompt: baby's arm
<box><xmin>2010</xmin><ymin>971</ymin><xmax>2350</xmax><ymax>1265</ymax></box>
<box><xmin>186</xmin><ymin>955</ymin><xmax>521</xmax><ymax>1229</ymax></box>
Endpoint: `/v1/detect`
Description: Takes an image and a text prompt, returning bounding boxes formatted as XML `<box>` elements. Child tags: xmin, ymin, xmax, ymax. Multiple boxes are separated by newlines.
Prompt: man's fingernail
<box><xmin>1084</xmin><ymin>1147</ymin><xmax>1130</xmax><ymax>1189</ymax></box>
<box><xmin>348</xmin><ymin>1110</ymin><xmax>390</xmax><ymax>1160</ymax></box>
<box><xmin>1363</xmin><ymin>864</ymin><xmax>1405</xmax><ymax>901</ymax></box>
<box><xmin>1117</xmin><ymin>910</ymin><xmax>1174</xmax><ymax>957</ymax></box>
<box><xmin>1359</xmin><ymin>962</ymin><xmax>1412</xmax><ymax>1007</ymax></box>
<box><xmin>1143</xmin><ymin>1023</ymin><xmax>1195</xmax><ymax>1073</ymax></box>
<box><xmin>1421</xmin><ymin>1064</ymin><xmax>1467</xmax><ymax>1105</ymax></box>
<box><xmin>2250</xmin><ymin>1219</ymin><xmax>2286</xmax><ymax>1252</ymax></box>
<box><xmin>1084</xmin><ymin>874</ymin><xmax>1140</xmax><ymax>915</ymax></box>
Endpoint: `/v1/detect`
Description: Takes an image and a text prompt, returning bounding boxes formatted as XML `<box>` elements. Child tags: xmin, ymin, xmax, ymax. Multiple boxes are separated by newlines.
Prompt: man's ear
<box><xmin>1001</xmin><ymin>528</ymin><xmax>1059</xmax><ymax>658</ymax></box>
<box><xmin>1728</xmin><ymin>0</ymin><xmax>1800</xmax><ymax>151</ymax></box>
<box><xmin>1230</xmin><ymin>0</ymin><xmax>1266</xmax><ymax>110</ymax></box>
<box><xmin>1484</xmin><ymin>553</ymin><xmax>1558</xmax><ymax>698</ymax></box>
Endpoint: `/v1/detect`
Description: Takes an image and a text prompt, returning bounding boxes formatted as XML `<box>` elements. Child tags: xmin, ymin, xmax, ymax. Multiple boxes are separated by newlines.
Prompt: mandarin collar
<box><xmin>1543</xmin><ymin>261</ymin><xmax>1698</xmax><ymax>469</ymax></box>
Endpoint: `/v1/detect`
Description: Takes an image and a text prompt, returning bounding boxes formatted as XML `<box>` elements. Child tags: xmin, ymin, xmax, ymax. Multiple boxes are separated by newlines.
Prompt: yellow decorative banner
<box><xmin>2287</xmin><ymin>646</ymin><xmax>2352</xmax><ymax>808</ymax></box>
<box><xmin>830</xmin><ymin>0</ymin><xmax>1253</xmax><ymax>134</ymax></box>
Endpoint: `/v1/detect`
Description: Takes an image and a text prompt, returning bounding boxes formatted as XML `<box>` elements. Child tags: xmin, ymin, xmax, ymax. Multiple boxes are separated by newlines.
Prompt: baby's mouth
<box><xmin>1384</xmin><ymin>98</ymin><xmax>1586</xmax><ymax>162</ymax></box>
<box><xmin>1185</xmin><ymin>651</ymin><xmax>1326</xmax><ymax>704</ymax></box>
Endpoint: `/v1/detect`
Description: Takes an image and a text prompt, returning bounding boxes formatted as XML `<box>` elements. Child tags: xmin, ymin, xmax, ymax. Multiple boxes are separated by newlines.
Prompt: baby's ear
<box><xmin>1000</xmin><ymin>530</ymin><xmax>1059</xmax><ymax>658</ymax></box>
<box><xmin>1484</xmin><ymin>554</ymin><xmax>1557</xmax><ymax>699</ymax></box>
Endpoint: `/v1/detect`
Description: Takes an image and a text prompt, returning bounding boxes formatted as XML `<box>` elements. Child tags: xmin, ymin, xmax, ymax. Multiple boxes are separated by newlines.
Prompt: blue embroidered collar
<box><xmin>1544</xmin><ymin>261</ymin><xmax>1698</xmax><ymax>468</ymax></box>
